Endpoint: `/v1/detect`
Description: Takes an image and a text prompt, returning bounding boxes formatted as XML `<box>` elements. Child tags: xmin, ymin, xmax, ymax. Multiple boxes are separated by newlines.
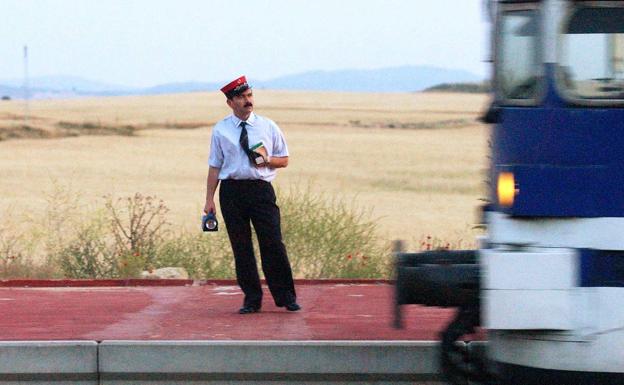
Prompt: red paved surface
<box><xmin>0</xmin><ymin>280</ymin><xmax>482</xmax><ymax>341</ymax></box>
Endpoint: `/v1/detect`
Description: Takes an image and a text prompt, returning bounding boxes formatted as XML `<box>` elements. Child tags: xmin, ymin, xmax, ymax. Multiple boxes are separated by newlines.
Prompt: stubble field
<box><xmin>0</xmin><ymin>90</ymin><xmax>489</xmax><ymax>252</ymax></box>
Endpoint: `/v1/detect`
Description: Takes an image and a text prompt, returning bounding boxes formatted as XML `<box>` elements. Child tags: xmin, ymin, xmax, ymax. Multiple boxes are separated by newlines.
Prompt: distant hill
<box><xmin>0</xmin><ymin>75</ymin><xmax>133</xmax><ymax>93</ymax></box>
<box><xmin>0</xmin><ymin>75</ymin><xmax>134</xmax><ymax>99</ymax></box>
<box><xmin>424</xmin><ymin>81</ymin><xmax>491</xmax><ymax>93</ymax></box>
<box><xmin>259</xmin><ymin>66</ymin><xmax>481</xmax><ymax>93</ymax></box>
<box><xmin>0</xmin><ymin>85</ymin><xmax>22</xmax><ymax>99</ymax></box>
<box><xmin>0</xmin><ymin>66</ymin><xmax>483</xmax><ymax>99</ymax></box>
<box><xmin>140</xmin><ymin>81</ymin><xmax>221</xmax><ymax>95</ymax></box>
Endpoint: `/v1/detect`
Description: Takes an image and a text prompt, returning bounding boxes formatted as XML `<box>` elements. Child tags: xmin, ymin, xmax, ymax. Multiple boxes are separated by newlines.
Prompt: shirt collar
<box><xmin>231</xmin><ymin>112</ymin><xmax>256</xmax><ymax>128</ymax></box>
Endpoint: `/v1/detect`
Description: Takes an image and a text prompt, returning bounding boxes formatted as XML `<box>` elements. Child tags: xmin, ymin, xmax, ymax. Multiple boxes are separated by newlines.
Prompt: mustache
<box><xmin>244</xmin><ymin>102</ymin><xmax>253</xmax><ymax>107</ymax></box>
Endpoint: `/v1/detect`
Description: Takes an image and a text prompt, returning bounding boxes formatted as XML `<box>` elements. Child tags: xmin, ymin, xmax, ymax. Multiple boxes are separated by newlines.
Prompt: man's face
<box><xmin>227</xmin><ymin>89</ymin><xmax>254</xmax><ymax>117</ymax></box>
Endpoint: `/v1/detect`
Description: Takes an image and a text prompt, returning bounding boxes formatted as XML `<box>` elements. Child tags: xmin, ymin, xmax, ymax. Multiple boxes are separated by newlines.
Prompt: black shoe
<box><xmin>239</xmin><ymin>306</ymin><xmax>261</xmax><ymax>314</ymax></box>
<box><xmin>285</xmin><ymin>302</ymin><xmax>301</xmax><ymax>312</ymax></box>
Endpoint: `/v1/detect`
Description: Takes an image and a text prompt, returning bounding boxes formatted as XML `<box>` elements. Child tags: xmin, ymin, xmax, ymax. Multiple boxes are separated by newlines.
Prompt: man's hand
<box><xmin>266</xmin><ymin>156</ymin><xmax>288</xmax><ymax>169</ymax></box>
<box><xmin>204</xmin><ymin>199</ymin><xmax>216</xmax><ymax>215</ymax></box>
<box><xmin>254</xmin><ymin>155</ymin><xmax>271</xmax><ymax>168</ymax></box>
<box><xmin>205</xmin><ymin>167</ymin><xmax>220</xmax><ymax>214</ymax></box>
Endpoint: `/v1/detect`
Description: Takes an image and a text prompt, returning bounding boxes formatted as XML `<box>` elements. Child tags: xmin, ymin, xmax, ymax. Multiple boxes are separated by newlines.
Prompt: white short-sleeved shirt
<box><xmin>208</xmin><ymin>112</ymin><xmax>289</xmax><ymax>182</ymax></box>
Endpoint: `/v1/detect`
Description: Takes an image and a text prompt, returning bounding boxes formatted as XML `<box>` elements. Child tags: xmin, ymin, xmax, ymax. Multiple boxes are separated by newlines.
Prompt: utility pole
<box><xmin>23</xmin><ymin>45</ymin><xmax>29</xmax><ymax>127</ymax></box>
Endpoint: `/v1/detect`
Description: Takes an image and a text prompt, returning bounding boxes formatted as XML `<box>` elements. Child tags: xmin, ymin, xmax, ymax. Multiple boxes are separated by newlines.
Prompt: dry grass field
<box><xmin>0</xmin><ymin>90</ymin><xmax>489</xmax><ymax>252</ymax></box>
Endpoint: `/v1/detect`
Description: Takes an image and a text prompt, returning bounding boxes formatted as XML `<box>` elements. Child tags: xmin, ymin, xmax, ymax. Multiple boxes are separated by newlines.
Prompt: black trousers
<box><xmin>219</xmin><ymin>179</ymin><xmax>296</xmax><ymax>308</ymax></box>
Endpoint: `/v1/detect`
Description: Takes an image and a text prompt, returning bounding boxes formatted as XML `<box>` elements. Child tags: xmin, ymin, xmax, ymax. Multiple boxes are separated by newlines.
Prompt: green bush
<box><xmin>0</xmin><ymin>222</ymin><xmax>57</xmax><ymax>279</ymax></box>
<box><xmin>57</xmin><ymin>215</ymin><xmax>118</xmax><ymax>278</ymax></box>
<box><xmin>155</xmin><ymin>232</ymin><xmax>234</xmax><ymax>278</ymax></box>
<box><xmin>279</xmin><ymin>186</ymin><xmax>390</xmax><ymax>278</ymax></box>
<box><xmin>105</xmin><ymin>193</ymin><xmax>170</xmax><ymax>270</ymax></box>
<box><xmin>5</xmin><ymin>186</ymin><xmax>391</xmax><ymax>279</ymax></box>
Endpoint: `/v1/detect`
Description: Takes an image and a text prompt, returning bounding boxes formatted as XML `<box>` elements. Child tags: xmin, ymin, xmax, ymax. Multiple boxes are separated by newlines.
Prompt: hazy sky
<box><xmin>1</xmin><ymin>0</ymin><xmax>491</xmax><ymax>87</ymax></box>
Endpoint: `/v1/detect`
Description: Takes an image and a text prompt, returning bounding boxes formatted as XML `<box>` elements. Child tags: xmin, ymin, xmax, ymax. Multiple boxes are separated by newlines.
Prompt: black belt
<box><xmin>221</xmin><ymin>179</ymin><xmax>270</xmax><ymax>185</ymax></box>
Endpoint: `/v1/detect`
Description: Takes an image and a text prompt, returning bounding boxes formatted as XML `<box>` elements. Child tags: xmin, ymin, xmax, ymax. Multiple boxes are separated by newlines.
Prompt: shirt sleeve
<box><xmin>208</xmin><ymin>128</ymin><xmax>224</xmax><ymax>168</ymax></box>
<box><xmin>270</xmin><ymin>120</ymin><xmax>289</xmax><ymax>157</ymax></box>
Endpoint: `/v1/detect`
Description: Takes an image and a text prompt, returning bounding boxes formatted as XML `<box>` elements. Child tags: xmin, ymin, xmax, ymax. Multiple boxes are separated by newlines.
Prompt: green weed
<box><xmin>2</xmin><ymin>185</ymin><xmax>394</xmax><ymax>279</ymax></box>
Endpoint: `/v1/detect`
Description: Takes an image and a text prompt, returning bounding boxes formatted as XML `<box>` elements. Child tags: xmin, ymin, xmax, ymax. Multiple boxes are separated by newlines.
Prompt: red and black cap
<box><xmin>220</xmin><ymin>75</ymin><xmax>251</xmax><ymax>99</ymax></box>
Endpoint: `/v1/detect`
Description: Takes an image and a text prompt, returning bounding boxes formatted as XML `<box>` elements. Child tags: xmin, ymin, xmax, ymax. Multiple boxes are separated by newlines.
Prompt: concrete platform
<box><xmin>0</xmin><ymin>280</ymin><xmax>460</xmax><ymax>341</ymax></box>
<box><xmin>0</xmin><ymin>280</ymin><xmax>483</xmax><ymax>384</ymax></box>
<box><xmin>0</xmin><ymin>341</ymin><xmax>98</xmax><ymax>384</ymax></box>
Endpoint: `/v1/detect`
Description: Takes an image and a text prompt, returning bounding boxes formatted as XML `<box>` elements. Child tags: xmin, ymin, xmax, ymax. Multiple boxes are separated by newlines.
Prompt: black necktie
<box><xmin>239</xmin><ymin>121</ymin><xmax>255</xmax><ymax>163</ymax></box>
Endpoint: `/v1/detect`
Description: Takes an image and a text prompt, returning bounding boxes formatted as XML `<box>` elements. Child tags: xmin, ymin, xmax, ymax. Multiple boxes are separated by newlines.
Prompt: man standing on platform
<box><xmin>204</xmin><ymin>75</ymin><xmax>300</xmax><ymax>314</ymax></box>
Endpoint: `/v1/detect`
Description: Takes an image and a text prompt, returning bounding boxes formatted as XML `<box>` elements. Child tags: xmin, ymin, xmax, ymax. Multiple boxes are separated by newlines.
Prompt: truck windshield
<box><xmin>560</xmin><ymin>6</ymin><xmax>624</xmax><ymax>101</ymax></box>
<box><xmin>497</xmin><ymin>9</ymin><xmax>540</xmax><ymax>102</ymax></box>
